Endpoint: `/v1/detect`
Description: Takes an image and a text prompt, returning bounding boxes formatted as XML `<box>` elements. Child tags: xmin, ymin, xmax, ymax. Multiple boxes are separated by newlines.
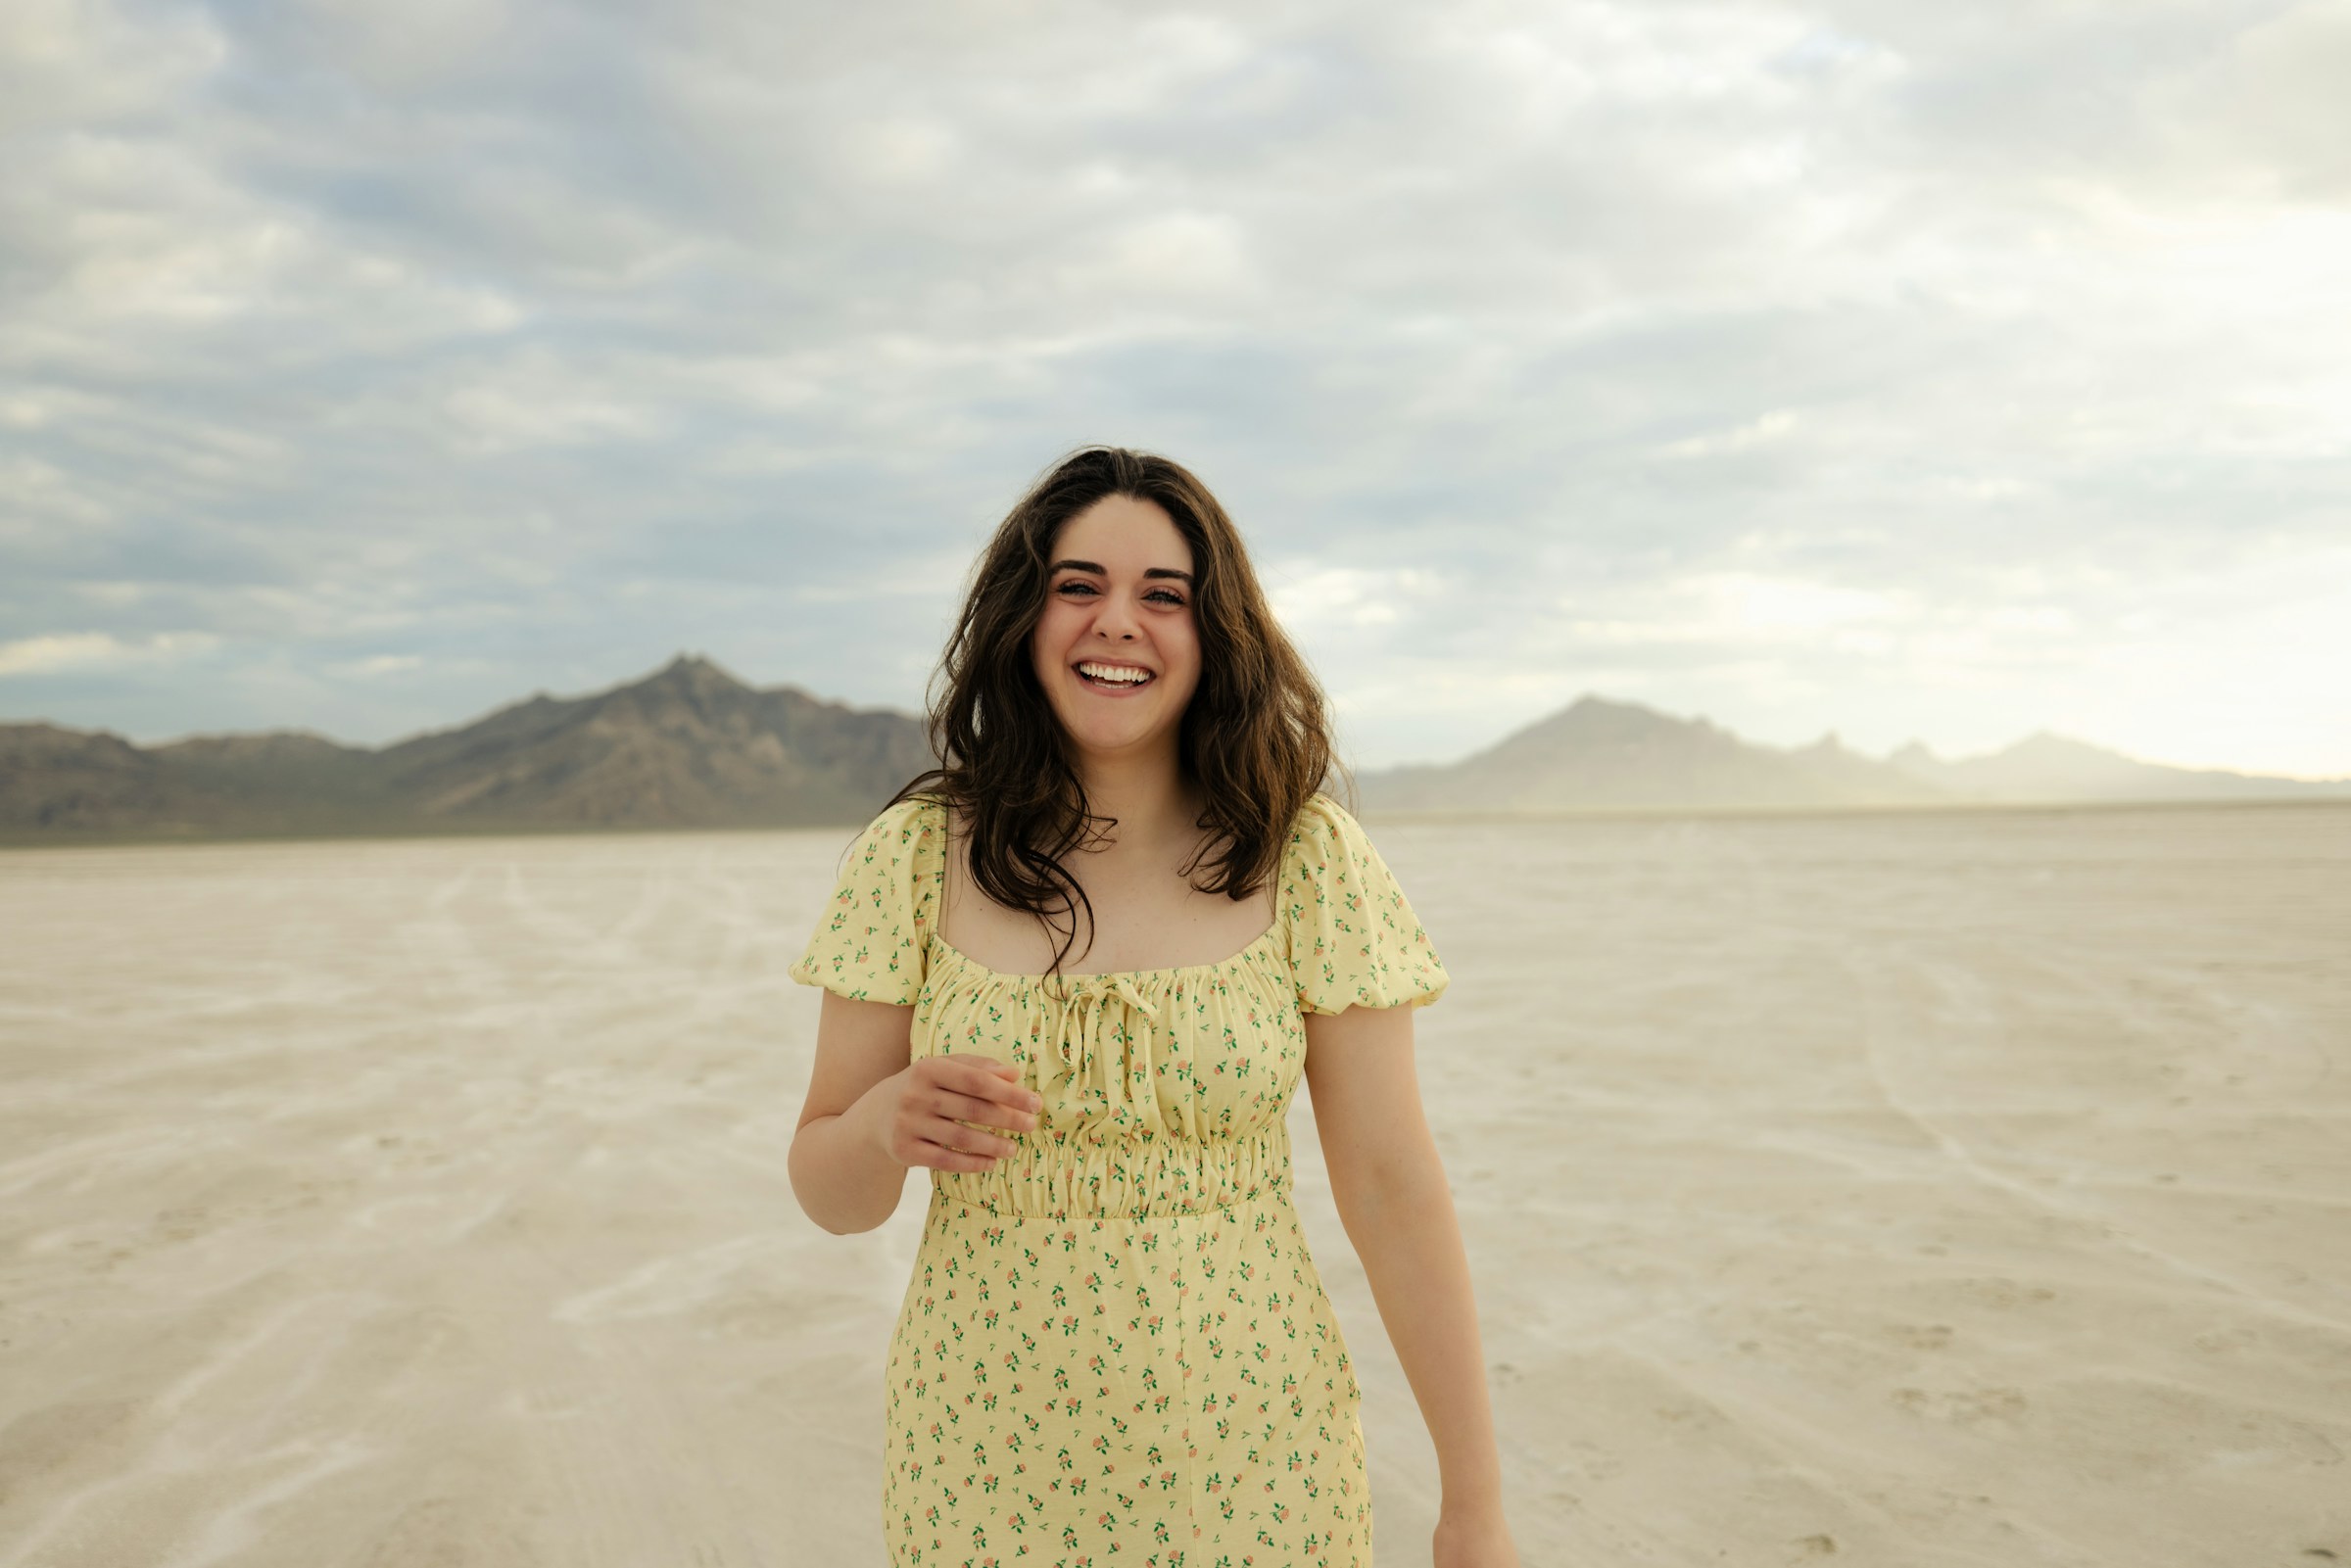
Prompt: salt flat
<box><xmin>1</xmin><ymin>803</ymin><xmax>2345</xmax><ymax>1567</ymax></box>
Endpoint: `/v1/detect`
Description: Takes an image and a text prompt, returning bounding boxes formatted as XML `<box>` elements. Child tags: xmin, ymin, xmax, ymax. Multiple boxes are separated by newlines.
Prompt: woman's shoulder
<box><xmin>835</xmin><ymin>789</ymin><xmax>947</xmax><ymax>852</ymax></box>
<box><xmin>1276</xmin><ymin>788</ymin><xmax>1450</xmax><ymax>1011</ymax></box>
<box><xmin>1283</xmin><ymin>788</ymin><xmax>1373</xmax><ymax>861</ymax></box>
<box><xmin>838</xmin><ymin>792</ymin><xmax>949</xmax><ymax>899</ymax></box>
<box><xmin>792</xmin><ymin>792</ymin><xmax>942</xmax><ymax>1005</ymax></box>
<box><xmin>862</xmin><ymin>790</ymin><xmax>947</xmax><ymax>840</ymax></box>
<box><xmin>1274</xmin><ymin>789</ymin><xmax>1398</xmax><ymax>901</ymax></box>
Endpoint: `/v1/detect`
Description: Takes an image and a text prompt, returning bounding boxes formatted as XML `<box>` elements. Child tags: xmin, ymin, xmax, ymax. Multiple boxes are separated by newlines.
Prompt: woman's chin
<box><xmin>1063</xmin><ymin>717</ymin><xmax>1174</xmax><ymax>759</ymax></box>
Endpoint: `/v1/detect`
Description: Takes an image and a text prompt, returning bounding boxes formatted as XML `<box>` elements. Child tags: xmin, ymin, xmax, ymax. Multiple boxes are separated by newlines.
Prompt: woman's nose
<box><xmin>1094</xmin><ymin>592</ymin><xmax>1142</xmax><ymax>641</ymax></box>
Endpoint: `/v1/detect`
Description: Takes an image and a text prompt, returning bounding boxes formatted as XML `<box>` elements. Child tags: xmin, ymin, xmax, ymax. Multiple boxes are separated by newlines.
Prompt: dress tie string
<box><xmin>1050</xmin><ymin>974</ymin><xmax>1163</xmax><ymax>1125</ymax></box>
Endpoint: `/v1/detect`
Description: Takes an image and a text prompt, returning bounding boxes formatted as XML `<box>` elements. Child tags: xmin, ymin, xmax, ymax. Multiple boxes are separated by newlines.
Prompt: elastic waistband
<box><xmin>927</xmin><ymin>1126</ymin><xmax>1290</xmax><ymax>1219</ymax></box>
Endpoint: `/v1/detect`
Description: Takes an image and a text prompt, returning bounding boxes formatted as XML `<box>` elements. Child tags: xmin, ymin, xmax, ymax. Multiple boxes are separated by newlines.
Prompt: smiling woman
<box><xmin>892</xmin><ymin>454</ymin><xmax>1338</xmax><ymax>980</ymax></box>
<box><xmin>1025</xmin><ymin>495</ymin><xmax>1209</xmax><ymax>863</ymax></box>
<box><xmin>785</xmin><ymin>446</ymin><xmax>1521</xmax><ymax>1568</ymax></box>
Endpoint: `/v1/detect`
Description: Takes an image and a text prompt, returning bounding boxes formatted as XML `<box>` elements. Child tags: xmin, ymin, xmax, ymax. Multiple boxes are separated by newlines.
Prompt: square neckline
<box><xmin>918</xmin><ymin>795</ymin><xmax>1290</xmax><ymax>983</ymax></box>
<box><xmin>928</xmin><ymin>921</ymin><xmax>1284</xmax><ymax>984</ymax></box>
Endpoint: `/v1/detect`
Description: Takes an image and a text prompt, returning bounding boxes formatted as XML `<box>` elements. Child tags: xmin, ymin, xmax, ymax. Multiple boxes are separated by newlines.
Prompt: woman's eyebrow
<box><xmin>1048</xmin><ymin>558</ymin><xmax>1194</xmax><ymax>585</ymax></box>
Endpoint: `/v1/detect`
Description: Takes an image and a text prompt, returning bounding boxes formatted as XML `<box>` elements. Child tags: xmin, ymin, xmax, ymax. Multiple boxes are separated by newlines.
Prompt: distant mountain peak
<box><xmin>1563</xmin><ymin>691</ymin><xmax>1674</xmax><ymax>719</ymax></box>
<box><xmin>1415</xmin><ymin>689</ymin><xmax>1947</xmax><ymax>813</ymax></box>
<box><xmin>628</xmin><ymin>651</ymin><xmax>752</xmax><ymax>698</ymax></box>
<box><xmin>651</xmin><ymin>649</ymin><xmax>731</xmax><ymax>677</ymax></box>
<box><xmin>1516</xmin><ymin>691</ymin><xmax>1681</xmax><ymax>736</ymax></box>
<box><xmin>1987</xmin><ymin>730</ymin><xmax>2136</xmax><ymax>769</ymax></box>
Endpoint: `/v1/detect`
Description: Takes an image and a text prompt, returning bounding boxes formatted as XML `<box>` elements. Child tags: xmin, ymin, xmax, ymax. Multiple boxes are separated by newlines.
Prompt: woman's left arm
<box><xmin>1304</xmin><ymin>1002</ymin><xmax>1521</xmax><ymax>1567</ymax></box>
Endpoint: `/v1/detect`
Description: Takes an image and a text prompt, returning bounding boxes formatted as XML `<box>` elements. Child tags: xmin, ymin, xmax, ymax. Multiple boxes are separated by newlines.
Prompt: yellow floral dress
<box><xmin>792</xmin><ymin>791</ymin><xmax>1448</xmax><ymax>1568</ymax></box>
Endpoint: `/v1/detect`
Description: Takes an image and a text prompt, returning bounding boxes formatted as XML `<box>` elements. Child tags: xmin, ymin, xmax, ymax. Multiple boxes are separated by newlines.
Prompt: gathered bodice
<box><xmin>791</xmin><ymin>791</ymin><xmax>1451</xmax><ymax>1220</ymax></box>
<box><xmin>918</xmin><ymin>926</ymin><xmax>1307</xmax><ymax>1217</ymax></box>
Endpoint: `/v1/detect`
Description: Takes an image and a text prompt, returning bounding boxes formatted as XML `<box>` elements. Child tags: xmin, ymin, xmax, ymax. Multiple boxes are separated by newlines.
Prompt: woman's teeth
<box><xmin>1077</xmin><ymin>663</ymin><xmax>1152</xmax><ymax>687</ymax></box>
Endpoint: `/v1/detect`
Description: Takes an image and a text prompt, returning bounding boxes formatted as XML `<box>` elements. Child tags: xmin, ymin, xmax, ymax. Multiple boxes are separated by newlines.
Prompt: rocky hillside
<box><xmin>0</xmin><ymin>655</ymin><xmax>934</xmax><ymax>841</ymax></box>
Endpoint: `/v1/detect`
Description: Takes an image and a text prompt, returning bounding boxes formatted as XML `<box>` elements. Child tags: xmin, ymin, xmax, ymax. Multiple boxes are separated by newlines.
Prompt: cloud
<box><xmin>337</xmin><ymin>652</ymin><xmax>423</xmax><ymax>676</ymax></box>
<box><xmin>1654</xmin><ymin>409</ymin><xmax>1800</xmax><ymax>459</ymax></box>
<box><xmin>0</xmin><ymin>631</ymin><xmax>220</xmax><ymax>677</ymax></box>
<box><xmin>2</xmin><ymin>0</ymin><xmax>2347</xmax><ymax>774</ymax></box>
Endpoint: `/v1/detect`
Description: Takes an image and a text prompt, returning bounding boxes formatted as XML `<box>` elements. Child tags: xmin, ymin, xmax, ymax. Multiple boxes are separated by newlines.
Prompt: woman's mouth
<box><xmin>1074</xmin><ymin>660</ymin><xmax>1155</xmax><ymax>691</ymax></box>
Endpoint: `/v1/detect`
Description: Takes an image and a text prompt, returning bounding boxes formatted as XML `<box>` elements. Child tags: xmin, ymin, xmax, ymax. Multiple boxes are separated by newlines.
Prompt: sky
<box><xmin>5</xmin><ymin>0</ymin><xmax>2349</xmax><ymax>779</ymax></box>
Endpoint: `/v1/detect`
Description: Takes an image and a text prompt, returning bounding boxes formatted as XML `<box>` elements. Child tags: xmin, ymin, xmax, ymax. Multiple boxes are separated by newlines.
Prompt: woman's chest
<box><xmin>941</xmin><ymin>887</ymin><xmax>1279</xmax><ymax>979</ymax></box>
<box><xmin>938</xmin><ymin>830</ymin><xmax>1278</xmax><ymax>977</ymax></box>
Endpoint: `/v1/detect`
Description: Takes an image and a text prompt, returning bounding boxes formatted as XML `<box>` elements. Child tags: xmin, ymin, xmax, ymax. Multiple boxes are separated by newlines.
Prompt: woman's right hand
<box><xmin>878</xmin><ymin>1054</ymin><xmax>1042</xmax><ymax>1172</ymax></box>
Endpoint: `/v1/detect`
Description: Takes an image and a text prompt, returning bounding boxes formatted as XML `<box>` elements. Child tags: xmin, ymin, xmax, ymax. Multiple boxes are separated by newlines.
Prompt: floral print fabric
<box><xmin>792</xmin><ymin>791</ymin><xmax>1447</xmax><ymax>1567</ymax></box>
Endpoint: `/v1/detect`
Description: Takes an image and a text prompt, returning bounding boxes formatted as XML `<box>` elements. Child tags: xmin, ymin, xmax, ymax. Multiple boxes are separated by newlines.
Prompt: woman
<box><xmin>788</xmin><ymin>446</ymin><xmax>1519</xmax><ymax>1568</ymax></box>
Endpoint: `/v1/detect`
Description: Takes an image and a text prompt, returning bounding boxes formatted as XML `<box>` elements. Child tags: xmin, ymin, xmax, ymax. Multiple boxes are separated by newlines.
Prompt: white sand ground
<box><xmin>0</xmin><ymin>802</ymin><xmax>2345</xmax><ymax>1567</ymax></box>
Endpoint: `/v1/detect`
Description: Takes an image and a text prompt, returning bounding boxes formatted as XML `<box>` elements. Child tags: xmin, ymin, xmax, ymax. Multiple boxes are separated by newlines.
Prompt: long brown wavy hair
<box><xmin>886</xmin><ymin>445</ymin><xmax>1348</xmax><ymax>979</ymax></box>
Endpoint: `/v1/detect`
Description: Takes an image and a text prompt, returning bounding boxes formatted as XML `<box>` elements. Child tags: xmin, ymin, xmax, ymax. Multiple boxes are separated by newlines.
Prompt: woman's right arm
<box><xmin>789</xmin><ymin>990</ymin><xmax>1040</xmax><ymax>1235</ymax></box>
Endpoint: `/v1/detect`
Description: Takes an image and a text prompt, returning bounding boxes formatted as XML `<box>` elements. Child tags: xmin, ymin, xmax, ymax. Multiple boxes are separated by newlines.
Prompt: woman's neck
<box><xmin>1071</xmin><ymin>748</ymin><xmax>1198</xmax><ymax>854</ymax></box>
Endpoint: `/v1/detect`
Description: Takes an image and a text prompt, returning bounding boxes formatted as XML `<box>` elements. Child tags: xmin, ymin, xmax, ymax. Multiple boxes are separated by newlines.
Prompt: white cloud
<box><xmin>0</xmin><ymin>631</ymin><xmax>219</xmax><ymax>677</ymax></box>
<box><xmin>1267</xmin><ymin>565</ymin><xmax>1446</xmax><ymax>631</ymax></box>
<box><xmin>1655</xmin><ymin>409</ymin><xmax>1799</xmax><ymax>458</ymax></box>
<box><xmin>1067</xmin><ymin>211</ymin><xmax>1255</xmax><ymax>301</ymax></box>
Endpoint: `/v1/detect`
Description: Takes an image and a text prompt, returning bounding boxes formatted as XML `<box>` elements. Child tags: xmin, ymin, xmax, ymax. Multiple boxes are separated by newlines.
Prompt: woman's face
<box><xmin>1029</xmin><ymin>494</ymin><xmax>1202</xmax><ymax>768</ymax></box>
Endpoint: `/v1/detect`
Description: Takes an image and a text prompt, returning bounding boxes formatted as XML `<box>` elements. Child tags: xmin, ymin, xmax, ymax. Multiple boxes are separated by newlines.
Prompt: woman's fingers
<box><xmin>923</xmin><ymin>1055</ymin><xmax>1039</xmax><ymax>1132</ymax></box>
<box><xmin>938</xmin><ymin>1117</ymin><xmax>1017</xmax><ymax>1158</ymax></box>
<box><xmin>939</xmin><ymin>1086</ymin><xmax>1039</xmax><ymax>1133</ymax></box>
<box><xmin>896</xmin><ymin>1055</ymin><xmax>1041</xmax><ymax>1169</ymax></box>
<box><xmin>888</xmin><ymin>1097</ymin><xmax>996</xmax><ymax>1171</ymax></box>
<box><xmin>917</xmin><ymin>1125</ymin><xmax>1013</xmax><ymax>1169</ymax></box>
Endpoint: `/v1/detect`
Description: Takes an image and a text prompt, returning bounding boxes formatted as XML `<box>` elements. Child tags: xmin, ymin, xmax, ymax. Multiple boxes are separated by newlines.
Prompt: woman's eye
<box><xmin>1051</xmin><ymin>579</ymin><xmax>1184</xmax><ymax>607</ymax></box>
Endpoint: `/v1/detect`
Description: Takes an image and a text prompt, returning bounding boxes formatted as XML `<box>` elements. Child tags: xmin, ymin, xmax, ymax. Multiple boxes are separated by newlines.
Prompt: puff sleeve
<box><xmin>789</xmin><ymin>795</ymin><xmax>940</xmax><ymax>1006</ymax></box>
<box><xmin>1281</xmin><ymin>792</ymin><xmax>1450</xmax><ymax>1014</ymax></box>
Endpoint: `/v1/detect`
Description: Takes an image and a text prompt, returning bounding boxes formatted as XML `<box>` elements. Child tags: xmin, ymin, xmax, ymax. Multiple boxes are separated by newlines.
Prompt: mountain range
<box><xmin>1356</xmin><ymin>695</ymin><xmax>2351</xmax><ymax>815</ymax></box>
<box><xmin>0</xmin><ymin>655</ymin><xmax>931</xmax><ymax>841</ymax></box>
<box><xmin>3</xmin><ymin>653</ymin><xmax>2344</xmax><ymax>842</ymax></box>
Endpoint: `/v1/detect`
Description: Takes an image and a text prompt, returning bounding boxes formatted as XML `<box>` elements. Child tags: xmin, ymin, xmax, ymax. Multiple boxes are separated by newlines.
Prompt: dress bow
<box><xmin>1049</xmin><ymin>974</ymin><xmax>1163</xmax><ymax>1124</ymax></box>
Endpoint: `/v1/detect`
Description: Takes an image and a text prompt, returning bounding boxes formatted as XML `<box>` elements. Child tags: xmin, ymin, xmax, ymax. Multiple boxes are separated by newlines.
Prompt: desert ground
<box><xmin>1</xmin><ymin>802</ymin><xmax>2345</xmax><ymax>1566</ymax></box>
